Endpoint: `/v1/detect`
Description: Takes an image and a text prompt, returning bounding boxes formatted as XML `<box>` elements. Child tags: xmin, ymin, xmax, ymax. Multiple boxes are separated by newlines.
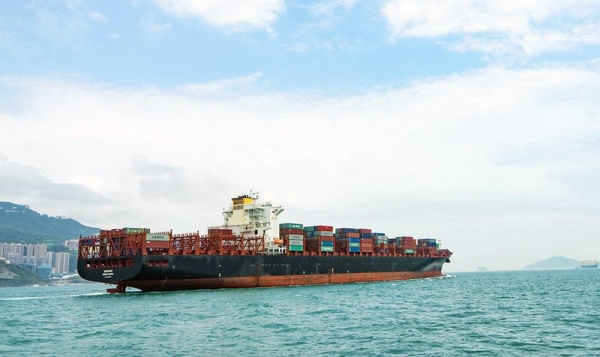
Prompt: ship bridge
<box><xmin>215</xmin><ymin>192</ymin><xmax>284</xmax><ymax>244</ymax></box>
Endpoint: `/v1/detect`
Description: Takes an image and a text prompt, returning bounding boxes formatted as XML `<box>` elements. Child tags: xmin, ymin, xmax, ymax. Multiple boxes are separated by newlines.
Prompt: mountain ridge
<box><xmin>523</xmin><ymin>256</ymin><xmax>581</xmax><ymax>270</ymax></box>
<box><xmin>0</xmin><ymin>201</ymin><xmax>99</xmax><ymax>245</ymax></box>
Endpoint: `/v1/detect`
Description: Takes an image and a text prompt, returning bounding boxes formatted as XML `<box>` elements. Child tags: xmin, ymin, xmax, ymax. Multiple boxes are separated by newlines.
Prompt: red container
<box><xmin>280</xmin><ymin>228</ymin><xmax>304</xmax><ymax>235</ymax></box>
<box><xmin>146</xmin><ymin>241</ymin><xmax>170</xmax><ymax>249</ymax></box>
<box><xmin>208</xmin><ymin>228</ymin><xmax>233</xmax><ymax>237</ymax></box>
<box><xmin>360</xmin><ymin>238</ymin><xmax>373</xmax><ymax>244</ymax></box>
<box><xmin>358</xmin><ymin>228</ymin><xmax>372</xmax><ymax>234</ymax></box>
<box><xmin>314</xmin><ymin>225</ymin><xmax>334</xmax><ymax>232</ymax></box>
<box><xmin>318</xmin><ymin>236</ymin><xmax>334</xmax><ymax>242</ymax></box>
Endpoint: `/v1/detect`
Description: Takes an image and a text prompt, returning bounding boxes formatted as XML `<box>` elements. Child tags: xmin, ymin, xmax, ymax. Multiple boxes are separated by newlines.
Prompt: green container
<box><xmin>320</xmin><ymin>246</ymin><xmax>334</xmax><ymax>252</ymax></box>
<box><xmin>405</xmin><ymin>249</ymin><xmax>415</xmax><ymax>254</ymax></box>
<box><xmin>289</xmin><ymin>245</ymin><xmax>304</xmax><ymax>252</ymax></box>
<box><xmin>304</xmin><ymin>226</ymin><xmax>314</xmax><ymax>232</ymax></box>
<box><xmin>349</xmin><ymin>242</ymin><xmax>360</xmax><ymax>248</ymax></box>
<box><xmin>123</xmin><ymin>227</ymin><xmax>150</xmax><ymax>234</ymax></box>
<box><xmin>280</xmin><ymin>223</ymin><xmax>303</xmax><ymax>230</ymax></box>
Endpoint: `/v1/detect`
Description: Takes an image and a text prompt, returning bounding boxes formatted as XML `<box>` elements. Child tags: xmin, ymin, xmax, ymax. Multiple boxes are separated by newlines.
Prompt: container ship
<box><xmin>78</xmin><ymin>193</ymin><xmax>452</xmax><ymax>293</ymax></box>
<box><xmin>580</xmin><ymin>260</ymin><xmax>598</xmax><ymax>269</ymax></box>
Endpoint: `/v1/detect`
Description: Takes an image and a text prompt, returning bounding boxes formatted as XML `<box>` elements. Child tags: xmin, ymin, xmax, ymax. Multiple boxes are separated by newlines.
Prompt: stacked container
<box><xmin>335</xmin><ymin>228</ymin><xmax>360</xmax><ymax>254</ymax></box>
<box><xmin>371</xmin><ymin>232</ymin><xmax>388</xmax><ymax>253</ymax></box>
<box><xmin>399</xmin><ymin>236</ymin><xmax>417</xmax><ymax>254</ymax></box>
<box><xmin>279</xmin><ymin>223</ymin><xmax>304</xmax><ymax>252</ymax></box>
<box><xmin>418</xmin><ymin>238</ymin><xmax>438</xmax><ymax>255</ymax></box>
<box><xmin>358</xmin><ymin>228</ymin><xmax>373</xmax><ymax>253</ymax></box>
<box><xmin>304</xmin><ymin>225</ymin><xmax>334</xmax><ymax>253</ymax></box>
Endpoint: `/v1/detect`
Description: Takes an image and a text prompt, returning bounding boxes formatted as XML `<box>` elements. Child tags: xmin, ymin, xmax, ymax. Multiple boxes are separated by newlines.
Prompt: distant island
<box><xmin>523</xmin><ymin>256</ymin><xmax>580</xmax><ymax>270</ymax></box>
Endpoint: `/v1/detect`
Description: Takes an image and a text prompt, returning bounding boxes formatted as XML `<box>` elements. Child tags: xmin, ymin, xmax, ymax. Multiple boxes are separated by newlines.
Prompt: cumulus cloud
<box><xmin>2</xmin><ymin>64</ymin><xmax>600</xmax><ymax>270</ymax></box>
<box><xmin>381</xmin><ymin>0</ymin><xmax>600</xmax><ymax>56</ymax></box>
<box><xmin>153</xmin><ymin>0</ymin><xmax>285</xmax><ymax>32</ymax></box>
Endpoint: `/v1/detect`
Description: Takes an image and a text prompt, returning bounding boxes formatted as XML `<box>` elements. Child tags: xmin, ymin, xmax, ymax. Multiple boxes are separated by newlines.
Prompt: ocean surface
<box><xmin>1</xmin><ymin>269</ymin><xmax>599</xmax><ymax>356</ymax></box>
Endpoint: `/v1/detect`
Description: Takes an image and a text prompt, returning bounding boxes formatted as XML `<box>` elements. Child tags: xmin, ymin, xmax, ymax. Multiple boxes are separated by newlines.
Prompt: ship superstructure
<box><xmin>214</xmin><ymin>192</ymin><xmax>284</xmax><ymax>249</ymax></box>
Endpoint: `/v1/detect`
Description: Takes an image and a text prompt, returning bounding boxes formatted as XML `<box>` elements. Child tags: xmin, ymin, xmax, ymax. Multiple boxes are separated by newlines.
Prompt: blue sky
<box><xmin>2</xmin><ymin>0</ymin><xmax>600</xmax><ymax>271</ymax></box>
<box><xmin>2</xmin><ymin>0</ymin><xmax>505</xmax><ymax>90</ymax></box>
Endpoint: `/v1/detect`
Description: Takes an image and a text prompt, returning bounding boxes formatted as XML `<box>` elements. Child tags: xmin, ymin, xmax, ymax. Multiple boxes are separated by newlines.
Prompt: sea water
<box><xmin>0</xmin><ymin>269</ymin><xmax>598</xmax><ymax>356</ymax></box>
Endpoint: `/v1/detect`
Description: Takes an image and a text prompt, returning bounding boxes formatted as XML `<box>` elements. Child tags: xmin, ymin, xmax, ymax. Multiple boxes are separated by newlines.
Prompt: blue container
<box><xmin>372</xmin><ymin>232</ymin><xmax>386</xmax><ymax>236</ymax></box>
<box><xmin>320</xmin><ymin>241</ymin><xmax>334</xmax><ymax>247</ymax></box>
<box><xmin>348</xmin><ymin>238</ymin><xmax>360</xmax><ymax>243</ymax></box>
<box><xmin>349</xmin><ymin>247</ymin><xmax>360</xmax><ymax>253</ymax></box>
<box><xmin>360</xmin><ymin>233</ymin><xmax>372</xmax><ymax>238</ymax></box>
<box><xmin>336</xmin><ymin>228</ymin><xmax>358</xmax><ymax>233</ymax></box>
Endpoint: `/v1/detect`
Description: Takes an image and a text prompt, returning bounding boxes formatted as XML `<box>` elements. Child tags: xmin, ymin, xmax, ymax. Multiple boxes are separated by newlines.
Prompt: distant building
<box><xmin>64</xmin><ymin>239</ymin><xmax>79</xmax><ymax>251</ymax></box>
<box><xmin>1</xmin><ymin>243</ymin><xmax>25</xmax><ymax>264</ymax></box>
<box><xmin>46</xmin><ymin>252</ymin><xmax>54</xmax><ymax>267</ymax></box>
<box><xmin>53</xmin><ymin>252</ymin><xmax>70</xmax><ymax>274</ymax></box>
<box><xmin>25</xmin><ymin>244</ymin><xmax>48</xmax><ymax>265</ymax></box>
<box><xmin>36</xmin><ymin>265</ymin><xmax>52</xmax><ymax>279</ymax></box>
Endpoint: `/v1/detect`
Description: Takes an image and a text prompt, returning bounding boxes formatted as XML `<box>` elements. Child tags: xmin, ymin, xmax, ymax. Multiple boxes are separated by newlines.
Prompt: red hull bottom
<box><xmin>119</xmin><ymin>271</ymin><xmax>444</xmax><ymax>292</ymax></box>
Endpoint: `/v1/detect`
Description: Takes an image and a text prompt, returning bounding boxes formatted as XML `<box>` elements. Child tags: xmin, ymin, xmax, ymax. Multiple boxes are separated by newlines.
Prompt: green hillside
<box><xmin>0</xmin><ymin>202</ymin><xmax>99</xmax><ymax>245</ymax></box>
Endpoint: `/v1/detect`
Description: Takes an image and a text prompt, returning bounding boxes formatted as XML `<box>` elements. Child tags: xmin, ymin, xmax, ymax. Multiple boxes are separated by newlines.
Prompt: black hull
<box><xmin>78</xmin><ymin>254</ymin><xmax>450</xmax><ymax>292</ymax></box>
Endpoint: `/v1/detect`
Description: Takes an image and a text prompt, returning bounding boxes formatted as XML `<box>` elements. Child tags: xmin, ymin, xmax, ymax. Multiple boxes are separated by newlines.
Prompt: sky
<box><xmin>1</xmin><ymin>0</ymin><xmax>600</xmax><ymax>272</ymax></box>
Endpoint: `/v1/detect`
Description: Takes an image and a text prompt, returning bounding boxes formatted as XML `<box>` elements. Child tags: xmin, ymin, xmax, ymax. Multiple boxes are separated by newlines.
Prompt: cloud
<box><xmin>88</xmin><ymin>11</ymin><xmax>107</xmax><ymax>23</ymax></box>
<box><xmin>2</xmin><ymin>63</ymin><xmax>600</xmax><ymax>270</ymax></box>
<box><xmin>0</xmin><ymin>153</ymin><xmax>113</xmax><ymax>225</ymax></box>
<box><xmin>381</xmin><ymin>0</ymin><xmax>600</xmax><ymax>56</ymax></box>
<box><xmin>140</xmin><ymin>17</ymin><xmax>172</xmax><ymax>33</ymax></box>
<box><xmin>174</xmin><ymin>72</ymin><xmax>264</xmax><ymax>96</ymax></box>
<box><xmin>152</xmin><ymin>0</ymin><xmax>285</xmax><ymax>32</ymax></box>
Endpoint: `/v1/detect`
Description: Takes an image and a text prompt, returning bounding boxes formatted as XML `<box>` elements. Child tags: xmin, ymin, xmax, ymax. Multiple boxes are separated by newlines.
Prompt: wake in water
<box><xmin>0</xmin><ymin>296</ymin><xmax>45</xmax><ymax>301</ymax></box>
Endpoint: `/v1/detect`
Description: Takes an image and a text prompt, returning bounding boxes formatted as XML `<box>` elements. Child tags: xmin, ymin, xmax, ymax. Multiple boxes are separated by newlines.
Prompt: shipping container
<box><xmin>321</xmin><ymin>246</ymin><xmax>334</xmax><ymax>252</ymax></box>
<box><xmin>321</xmin><ymin>241</ymin><xmax>334</xmax><ymax>247</ymax></box>
<box><xmin>146</xmin><ymin>233</ymin><xmax>169</xmax><ymax>242</ymax></box>
<box><xmin>280</xmin><ymin>228</ymin><xmax>304</xmax><ymax>235</ymax></box>
<box><xmin>315</xmin><ymin>231</ymin><xmax>334</xmax><ymax>237</ymax></box>
<box><xmin>337</xmin><ymin>232</ymin><xmax>360</xmax><ymax>238</ymax></box>
<box><xmin>335</xmin><ymin>228</ymin><xmax>358</xmax><ymax>233</ymax></box>
<box><xmin>124</xmin><ymin>227</ymin><xmax>150</xmax><ymax>234</ymax></box>
<box><xmin>288</xmin><ymin>245</ymin><xmax>304</xmax><ymax>252</ymax></box>
<box><xmin>280</xmin><ymin>223</ymin><xmax>303</xmax><ymax>230</ymax></box>
<box><xmin>358</xmin><ymin>228</ymin><xmax>372</xmax><ymax>234</ymax></box>
<box><xmin>314</xmin><ymin>225</ymin><xmax>334</xmax><ymax>231</ymax></box>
